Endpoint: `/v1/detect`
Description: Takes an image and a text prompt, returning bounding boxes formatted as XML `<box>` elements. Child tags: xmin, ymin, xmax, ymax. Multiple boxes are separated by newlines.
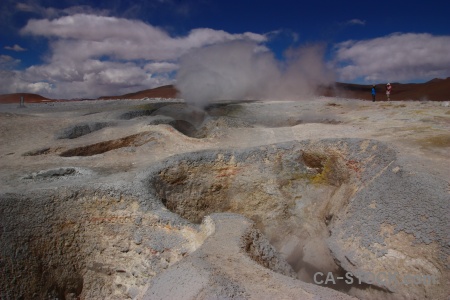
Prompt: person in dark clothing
<box><xmin>371</xmin><ymin>85</ymin><xmax>376</xmax><ymax>102</ymax></box>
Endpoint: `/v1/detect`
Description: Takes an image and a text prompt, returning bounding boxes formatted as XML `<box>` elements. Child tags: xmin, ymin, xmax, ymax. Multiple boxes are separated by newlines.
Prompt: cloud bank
<box><xmin>21</xmin><ymin>14</ymin><xmax>267</xmax><ymax>61</ymax></box>
<box><xmin>333</xmin><ymin>33</ymin><xmax>450</xmax><ymax>82</ymax></box>
<box><xmin>2</xmin><ymin>13</ymin><xmax>266</xmax><ymax>98</ymax></box>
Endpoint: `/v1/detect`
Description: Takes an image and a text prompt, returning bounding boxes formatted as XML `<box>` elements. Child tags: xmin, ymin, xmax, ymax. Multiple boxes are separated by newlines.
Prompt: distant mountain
<box><xmin>0</xmin><ymin>85</ymin><xmax>179</xmax><ymax>104</ymax></box>
<box><xmin>103</xmin><ymin>79</ymin><xmax>449</xmax><ymax>102</ymax></box>
<box><xmin>1</xmin><ymin>79</ymin><xmax>449</xmax><ymax>104</ymax></box>
<box><xmin>97</xmin><ymin>85</ymin><xmax>179</xmax><ymax>100</ymax></box>
<box><xmin>320</xmin><ymin>77</ymin><xmax>450</xmax><ymax>101</ymax></box>
<box><xmin>0</xmin><ymin>93</ymin><xmax>54</xmax><ymax>104</ymax></box>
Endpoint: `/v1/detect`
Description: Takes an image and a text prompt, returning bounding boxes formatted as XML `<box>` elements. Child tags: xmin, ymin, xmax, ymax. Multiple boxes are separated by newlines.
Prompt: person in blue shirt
<box><xmin>371</xmin><ymin>85</ymin><xmax>376</xmax><ymax>102</ymax></box>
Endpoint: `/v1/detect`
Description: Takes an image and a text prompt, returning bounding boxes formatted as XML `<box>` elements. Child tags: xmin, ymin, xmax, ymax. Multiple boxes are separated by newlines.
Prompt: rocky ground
<box><xmin>0</xmin><ymin>97</ymin><xmax>449</xmax><ymax>299</ymax></box>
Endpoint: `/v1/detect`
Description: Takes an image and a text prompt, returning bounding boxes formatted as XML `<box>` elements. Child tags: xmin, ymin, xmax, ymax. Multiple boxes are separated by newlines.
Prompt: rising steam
<box><xmin>175</xmin><ymin>41</ymin><xmax>335</xmax><ymax>107</ymax></box>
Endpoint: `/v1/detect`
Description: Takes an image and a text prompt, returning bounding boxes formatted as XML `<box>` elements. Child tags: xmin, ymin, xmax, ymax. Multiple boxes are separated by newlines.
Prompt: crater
<box><xmin>147</xmin><ymin>138</ymin><xmax>450</xmax><ymax>300</ymax></box>
<box><xmin>22</xmin><ymin>147</ymin><xmax>51</xmax><ymax>156</ymax></box>
<box><xmin>204</xmin><ymin>102</ymin><xmax>342</xmax><ymax>128</ymax></box>
<box><xmin>0</xmin><ymin>189</ymin><xmax>196</xmax><ymax>299</ymax></box>
<box><xmin>145</xmin><ymin>102</ymin><xmax>340</xmax><ymax>139</ymax></box>
<box><xmin>118</xmin><ymin>103</ymin><xmax>172</xmax><ymax>120</ymax></box>
<box><xmin>147</xmin><ymin>140</ymin><xmax>394</xmax><ymax>297</ymax></box>
<box><xmin>56</xmin><ymin>122</ymin><xmax>113</xmax><ymax>139</ymax></box>
<box><xmin>168</xmin><ymin>120</ymin><xmax>198</xmax><ymax>138</ymax></box>
<box><xmin>60</xmin><ymin>132</ymin><xmax>157</xmax><ymax>157</ymax></box>
<box><xmin>153</xmin><ymin>149</ymin><xmax>350</xmax><ymax>223</ymax></box>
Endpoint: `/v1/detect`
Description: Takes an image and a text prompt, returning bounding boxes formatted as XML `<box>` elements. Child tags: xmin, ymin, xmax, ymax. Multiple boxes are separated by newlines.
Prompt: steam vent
<box><xmin>1</xmin><ymin>98</ymin><xmax>449</xmax><ymax>299</ymax></box>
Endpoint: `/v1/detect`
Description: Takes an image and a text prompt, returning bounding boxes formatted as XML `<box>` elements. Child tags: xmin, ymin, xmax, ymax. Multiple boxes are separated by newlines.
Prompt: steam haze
<box><xmin>176</xmin><ymin>41</ymin><xmax>335</xmax><ymax>107</ymax></box>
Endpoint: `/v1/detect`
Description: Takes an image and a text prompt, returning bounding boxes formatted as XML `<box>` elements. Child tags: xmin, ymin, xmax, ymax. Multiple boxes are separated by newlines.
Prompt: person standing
<box><xmin>386</xmin><ymin>83</ymin><xmax>392</xmax><ymax>101</ymax></box>
<box><xmin>371</xmin><ymin>85</ymin><xmax>376</xmax><ymax>102</ymax></box>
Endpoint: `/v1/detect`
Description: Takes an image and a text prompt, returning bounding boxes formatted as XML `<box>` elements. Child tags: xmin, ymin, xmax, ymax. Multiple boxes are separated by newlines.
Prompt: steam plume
<box><xmin>176</xmin><ymin>41</ymin><xmax>335</xmax><ymax>107</ymax></box>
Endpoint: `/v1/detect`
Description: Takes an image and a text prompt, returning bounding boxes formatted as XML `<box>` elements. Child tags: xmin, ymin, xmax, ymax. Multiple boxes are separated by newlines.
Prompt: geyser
<box><xmin>175</xmin><ymin>41</ymin><xmax>335</xmax><ymax>107</ymax></box>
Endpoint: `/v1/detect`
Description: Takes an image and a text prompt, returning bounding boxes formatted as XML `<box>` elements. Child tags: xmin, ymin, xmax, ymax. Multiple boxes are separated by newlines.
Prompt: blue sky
<box><xmin>1</xmin><ymin>0</ymin><xmax>449</xmax><ymax>98</ymax></box>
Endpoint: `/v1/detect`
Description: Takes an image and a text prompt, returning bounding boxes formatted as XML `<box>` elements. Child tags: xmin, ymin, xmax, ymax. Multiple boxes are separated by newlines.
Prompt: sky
<box><xmin>1</xmin><ymin>0</ymin><xmax>449</xmax><ymax>99</ymax></box>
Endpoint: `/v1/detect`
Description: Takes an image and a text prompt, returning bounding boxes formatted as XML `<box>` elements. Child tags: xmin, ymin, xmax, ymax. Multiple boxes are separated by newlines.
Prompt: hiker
<box><xmin>371</xmin><ymin>85</ymin><xmax>376</xmax><ymax>102</ymax></box>
<box><xmin>386</xmin><ymin>83</ymin><xmax>392</xmax><ymax>101</ymax></box>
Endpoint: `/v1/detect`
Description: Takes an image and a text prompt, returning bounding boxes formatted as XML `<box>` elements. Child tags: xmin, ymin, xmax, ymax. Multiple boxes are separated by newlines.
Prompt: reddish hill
<box><xmin>102</xmin><ymin>80</ymin><xmax>449</xmax><ymax>101</ymax></box>
<box><xmin>97</xmin><ymin>85</ymin><xmax>179</xmax><ymax>100</ymax></box>
<box><xmin>0</xmin><ymin>85</ymin><xmax>179</xmax><ymax>104</ymax></box>
<box><xmin>322</xmin><ymin>77</ymin><xmax>450</xmax><ymax>101</ymax></box>
<box><xmin>0</xmin><ymin>93</ymin><xmax>55</xmax><ymax>104</ymax></box>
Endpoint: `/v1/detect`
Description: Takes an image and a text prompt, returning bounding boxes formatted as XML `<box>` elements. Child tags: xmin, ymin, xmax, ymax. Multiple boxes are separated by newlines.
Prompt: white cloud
<box><xmin>21</xmin><ymin>14</ymin><xmax>267</xmax><ymax>61</ymax></box>
<box><xmin>9</xmin><ymin>13</ymin><xmax>268</xmax><ymax>98</ymax></box>
<box><xmin>26</xmin><ymin>82</ymin><xmax>54</xmax><ymax>94</ymax></box>
<box><xmin>15</xmin><ymin>3</ymin><xmax>34</xmax><ymax>12</ymax></box>
<box><xmin>0</xmin><ymin>55</ymin><xmax>20</xmax><ymax>69</ymax></box>
<box><xmin>144</xmin><ymin>62</ymin><xmax>179</xmax><ymax>73</ymax></box>
<box><xmin>16</xmin><ymin>59</ymin><xmax>174</xmax><ymax>98</ymax></box>
<box><xmin>16</xmin><ymin>3</ymin><xmax>109</xmax><ymax>19</ymax></box>
<box><xmin>0</xmin><ymin>70</ymin><xmax>53</xmax><ymax>95</ymax></box>
<box><xmin>346</xmin><ymin>19</ymin><xmax>366</xmax><ymax>26</ymax></box>
<box><xmin>333</xmin><ymin>33</ymin><xmax>450</xmax><ymax>82</ymax></box>
<box><xmin>4</xmin><ymin>44</ymin><xmax>27</xmax><ymax>51</ymax></box>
